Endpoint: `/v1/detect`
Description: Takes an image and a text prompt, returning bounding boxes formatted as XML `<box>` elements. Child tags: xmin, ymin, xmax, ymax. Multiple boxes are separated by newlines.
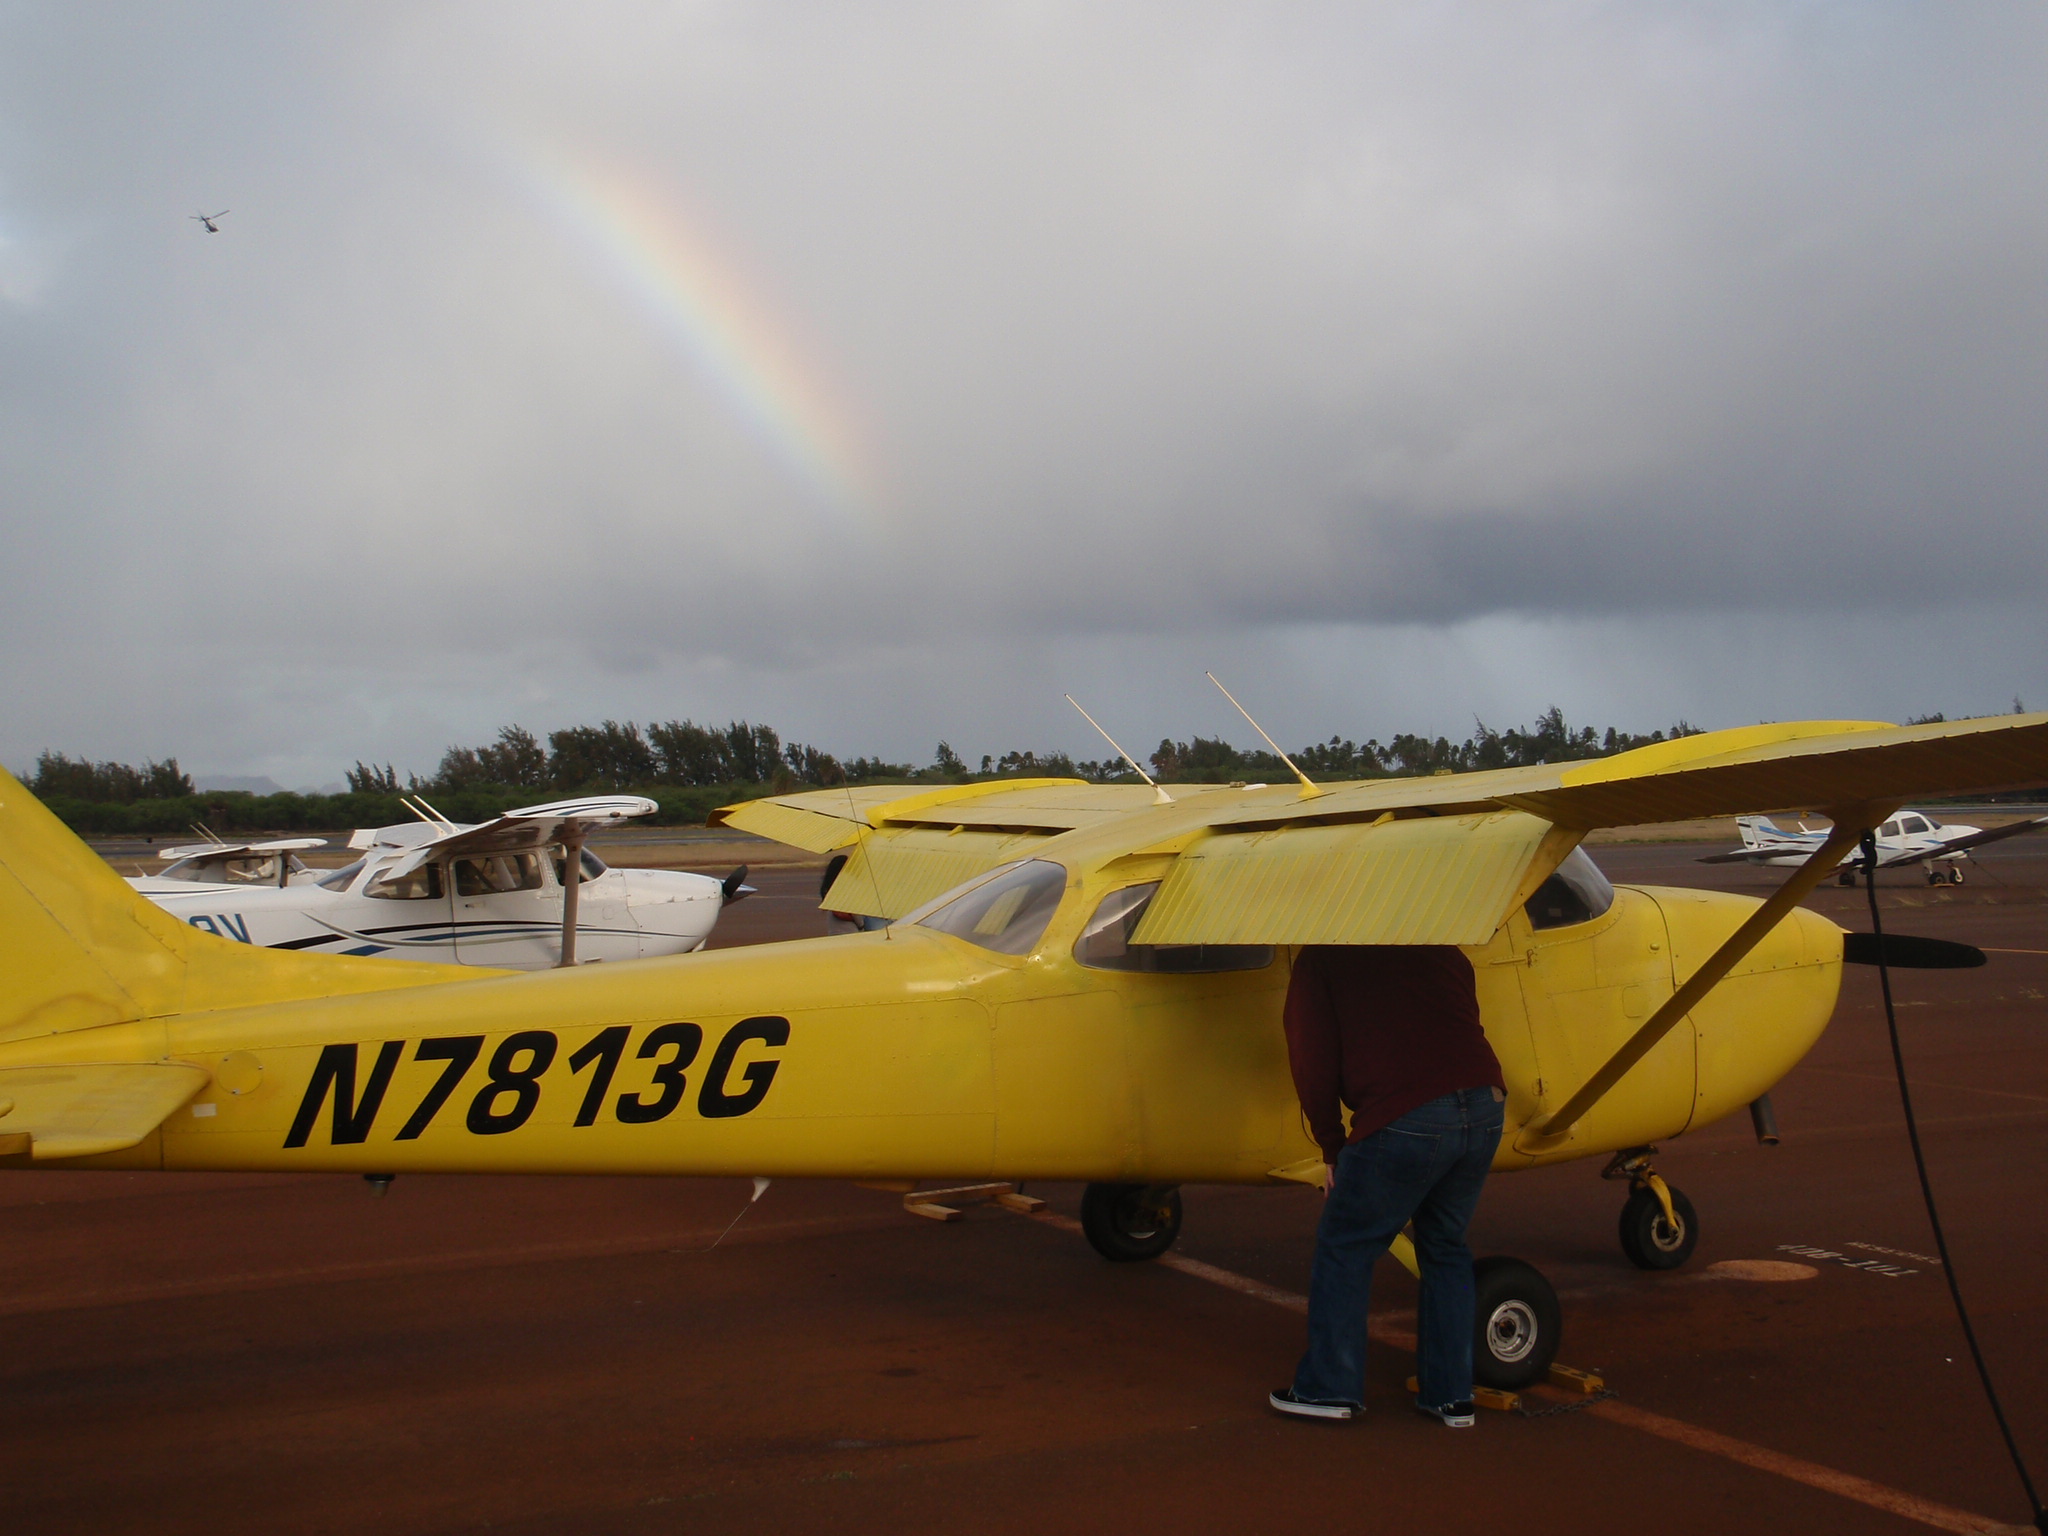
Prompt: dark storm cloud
<box><xmin>1</xmin><ymin>3</ymin><xmax>2044</xmax><ymax>778</ymax></box>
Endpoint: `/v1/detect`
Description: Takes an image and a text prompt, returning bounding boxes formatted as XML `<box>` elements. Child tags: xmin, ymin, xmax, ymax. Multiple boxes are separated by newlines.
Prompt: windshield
<box><xmin>916</xmin><ymin>860</ymin><xmax>1068</xmax><ymax>955</ymax></box>
<box><xmin>1075</xmin><ymin>883</ymin><xmax>1273</xmax><ymax>973</ymax></box>
<box><xmin>551</xmin><ymin>848</ymin><xmax>609</xmax><ymax>885</ymax></box>
<box><xmin>1523</xmin><ymin>847</ymin><xmax>1615</xmax><ymax>931</ymax></box>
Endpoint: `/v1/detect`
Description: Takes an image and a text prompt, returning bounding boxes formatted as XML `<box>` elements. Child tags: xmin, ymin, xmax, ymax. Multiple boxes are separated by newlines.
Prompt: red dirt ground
<box><xmin>8</xmin><ymin>836</ymin><xmax>2045</xmax><ymax>1534</ymax></box>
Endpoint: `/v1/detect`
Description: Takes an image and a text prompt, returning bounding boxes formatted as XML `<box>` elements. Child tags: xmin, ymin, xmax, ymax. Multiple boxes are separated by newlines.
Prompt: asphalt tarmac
<box><xmin>8</xmin><ymin>835</ymin><xmax>2046</xmax><ymax>1534</ymax></box>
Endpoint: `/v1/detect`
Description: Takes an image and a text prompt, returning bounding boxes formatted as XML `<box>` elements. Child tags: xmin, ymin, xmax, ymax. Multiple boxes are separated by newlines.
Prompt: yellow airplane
<box><xmin>2</xmin><ymin>713</ymin><xmax>2042</xmax><ymax>1389</ymax></box>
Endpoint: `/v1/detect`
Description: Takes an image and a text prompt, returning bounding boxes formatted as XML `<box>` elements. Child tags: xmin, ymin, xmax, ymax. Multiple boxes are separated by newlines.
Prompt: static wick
<box><xmin>708</xmin><ymin>1176</ymin><xmax>772</xmax><ymax>1250</ymax></box>
<box><xmin>1065</xmin><ymin>694</ymin><xmax>1172</xmax><ymax>804</ymax></box>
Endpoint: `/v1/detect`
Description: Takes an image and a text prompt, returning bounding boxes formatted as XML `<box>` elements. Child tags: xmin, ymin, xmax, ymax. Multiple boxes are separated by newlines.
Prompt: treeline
<box><xmin>21</xmin><ymin>707</ymin><xmax>1704</xmax><ymax>835</ymax></box>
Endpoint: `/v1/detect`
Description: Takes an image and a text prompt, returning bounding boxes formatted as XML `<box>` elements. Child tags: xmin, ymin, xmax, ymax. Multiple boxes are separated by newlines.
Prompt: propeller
<box><xmin>1842</xmin><ymin>932</ymin><xmax>1986</xmax><ymax>969</ymax></box>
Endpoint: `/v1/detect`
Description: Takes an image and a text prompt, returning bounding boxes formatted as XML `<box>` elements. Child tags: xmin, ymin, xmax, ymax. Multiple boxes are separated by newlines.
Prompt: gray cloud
<box><xmin>2</xmin><ymin>3</ymin><xmax>2044</xmax><ymax>782</ymax></box>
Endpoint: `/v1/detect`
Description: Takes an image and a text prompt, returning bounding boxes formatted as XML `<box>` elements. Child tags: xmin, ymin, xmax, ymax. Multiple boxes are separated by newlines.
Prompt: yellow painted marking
<box><xmin>1020</xmin><ymin>1208</ymin><xmax>2028</xmax><ymax>1535</ymax></box>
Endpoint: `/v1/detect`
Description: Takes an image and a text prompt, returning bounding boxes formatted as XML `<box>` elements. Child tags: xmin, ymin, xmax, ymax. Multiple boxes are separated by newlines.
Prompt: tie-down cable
<box><xmin>1861</xmin><ymin>829</ymin><xmax>2045</xmax><ymax>1533</ymax></box>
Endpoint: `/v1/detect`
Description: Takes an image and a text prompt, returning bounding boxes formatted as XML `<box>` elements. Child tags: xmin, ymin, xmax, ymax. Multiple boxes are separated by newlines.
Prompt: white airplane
<box><xmin>1699</xmin><ymin>808</ymin><xmax>2048</xmax><ymax>885</ymax></box>
<box><xmin>129</xmin><ymin>796</ymin><xmax>749</xmax><ymax>968</ymax></box>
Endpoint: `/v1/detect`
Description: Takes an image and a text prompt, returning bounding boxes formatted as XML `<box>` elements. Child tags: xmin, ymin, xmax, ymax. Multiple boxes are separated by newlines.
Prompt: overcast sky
<box><xmin>3</xmin><ymin>3</ymin><xmax>2044</xmax><ymax>787</ymax></box>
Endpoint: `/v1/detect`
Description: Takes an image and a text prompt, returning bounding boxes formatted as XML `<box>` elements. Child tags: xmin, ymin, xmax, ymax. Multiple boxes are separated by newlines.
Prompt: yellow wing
<box><xmin>717</xmin><ymin>713</ymin><xmax>2048</xmax><ymax>941</ymax></box>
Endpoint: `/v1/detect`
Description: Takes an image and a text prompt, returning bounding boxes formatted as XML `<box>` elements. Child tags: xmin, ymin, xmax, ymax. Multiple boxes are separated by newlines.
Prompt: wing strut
<box><xmin>558</xmin><ymin>831</ymin><xmax>583</xmax><ymax>968</ymax></box>
<box><xmin>1517</xmin><ymin>811</ymin><xmax>1880</xmax><ymax>1149</ymax></box>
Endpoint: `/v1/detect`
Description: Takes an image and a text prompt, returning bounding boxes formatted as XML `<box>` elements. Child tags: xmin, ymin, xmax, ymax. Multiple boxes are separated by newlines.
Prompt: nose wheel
<box><xmin>1604</xmin><ymin>1149</ymin><xmax>1699</xmax><ymax>1270</ymax></box>
<box><xmin>1079</xmin><ymin>1182</ymin><xmax>1183</xmax><ymax>1261</ymax></box>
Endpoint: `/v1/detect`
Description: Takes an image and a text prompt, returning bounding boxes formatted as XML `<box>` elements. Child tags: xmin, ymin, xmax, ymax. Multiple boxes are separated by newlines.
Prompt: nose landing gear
<box><xmin>1604</xmin><ymin>1149</ymin><xmax>1698</xmax><ymax>1270</ymax></box>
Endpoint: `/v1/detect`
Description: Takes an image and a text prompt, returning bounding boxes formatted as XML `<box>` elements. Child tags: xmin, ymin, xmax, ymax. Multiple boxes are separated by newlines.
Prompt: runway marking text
<box><xmin>1776</xmin><ymin>1242</ymin><xmax>1920</xmax><ymax>1277</ymax></box>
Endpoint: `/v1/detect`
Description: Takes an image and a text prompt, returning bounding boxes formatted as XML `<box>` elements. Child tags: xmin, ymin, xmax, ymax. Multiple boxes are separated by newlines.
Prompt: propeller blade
<box><xmin>720</xmin><ymin>865</ymin><xmax>751</xmax><ymax>903</ymax></box>
<box><xmin>1842</xmin><ymin>932</ymin><xmax>1986</xmax><ymax>969</ymax></box>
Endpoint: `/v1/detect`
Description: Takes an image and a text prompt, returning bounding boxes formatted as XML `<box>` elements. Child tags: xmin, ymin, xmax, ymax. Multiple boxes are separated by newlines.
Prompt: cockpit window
<box><xmin>916</xmin><ymin>859</ymin><xmax>1068</xmax><ymax>956</ymax></box>
<box><xmin>1523</xmin><ymin>847</ymin><xmax>1615</xmax><ymax>931</ymax></box>
<box><xmin>550</xmin><ymin>848</ymin><xmax>609</xmax><ymax>885</ymax></box>
<box><xmin>1075</xmin><ymin>883</ymin><xmax>1273</xmax><ymax>973</ymax></box>
<box><xmin>366</xmin><ymin>861</ymin><xmax>445</xmax><ymax>901</ymax></box>
<box><xmin>161</xmin><ymin>853</ymin><xmax>300</xmax><ymax>885</ymax></box>
<box><xmin>455</xmin><ymin>852</ymin><xmax>545</xmax><ymax>896</ymax></box>
<box><xmin>316</xmin><ymin>857</ymin><xmax>365</xmax><ymax>891</ymax></box>
<box><xmin>1899</xmin><ymin>816</ymin><xmax>1930</xmax><ymax>835</ymax></box>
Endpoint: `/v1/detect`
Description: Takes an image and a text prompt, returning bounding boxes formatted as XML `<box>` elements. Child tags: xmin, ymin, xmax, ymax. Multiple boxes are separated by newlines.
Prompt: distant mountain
<box><xmin>194</xmin><ymin>775</ymin><xmax>287</xmax><ymax>795</ymax></box>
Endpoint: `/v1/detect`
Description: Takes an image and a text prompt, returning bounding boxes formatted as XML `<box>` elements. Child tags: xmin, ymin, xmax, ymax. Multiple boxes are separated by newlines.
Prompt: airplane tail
<box><xmin>0</xmin><ymin>768</ymin><xmax>464</xmax><ymax>1048</ymax></box>
<box><xmin>1734</xmin><ymin>815</ymin><xmax>1783</xmax><ymax>850</ymax></box>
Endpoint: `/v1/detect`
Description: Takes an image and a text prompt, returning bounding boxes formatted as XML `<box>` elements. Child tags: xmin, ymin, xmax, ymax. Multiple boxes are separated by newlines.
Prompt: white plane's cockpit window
<box><xmin>160</xmin><ymin>853</ymin><xmax>304</xmax><ymax>886</ymax></box>
<box><xmin>1075</xmin><ymin>883</ymin><xmax>1274</xmax><ymax>973</ymax></box>
<box><xmin>916</xmin><ymin>859</ymin><xmax>1068</xmax><ymax>956</ymax></box>
<box><xmin>1899</xmin><ymin>816</ymin><xmax>1930</xmax><ymax>835</ymax></box>
<box><xmin>317</xmin><ymin>858</ymin><xmax>366</xmax><ymax>891</ymax></box>
<box><xmin>1523</xmin><ymin>848</ymin><xmax>1616</xmax><ymax>931</ymax></box>
<box><xmin>366</xmin><ymin>861</ymin><xmax>445</xmax><ymax>900</ymax></box>
<box><xmin>1879</xmin><ymin>820</ymin><xmax>1903</xmax><ymax>838</ymax></box>
<box><xmin>455</xmin><ymin>853</ymin><xmax>545</xmax><ymax>896</ymax></box>
<box><xmin>550</xmin><ymin>848</ymin><xmax>609</xmax><ymax>886</ymax></box>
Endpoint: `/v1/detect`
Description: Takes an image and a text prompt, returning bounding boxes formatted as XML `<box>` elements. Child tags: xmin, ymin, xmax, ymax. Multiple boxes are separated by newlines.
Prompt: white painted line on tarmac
<box><xmin>1019</xmin><ymin>1207</ymin><xmax>2027</xmax><ymax>1535</ymax></box>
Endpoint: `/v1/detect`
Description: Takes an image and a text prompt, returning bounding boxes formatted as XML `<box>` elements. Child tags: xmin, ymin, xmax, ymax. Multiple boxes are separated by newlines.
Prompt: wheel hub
<box><xmin>1485</xmin><ymin>1299</ymin><xmax>1539</xmax><ymax>1364</ymax></box>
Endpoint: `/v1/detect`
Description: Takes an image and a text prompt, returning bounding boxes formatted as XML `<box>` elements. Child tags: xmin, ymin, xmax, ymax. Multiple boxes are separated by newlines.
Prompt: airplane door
<box><xmin>354</xmin><ymin>858</ymin><xmax>459</xmax><ymax>963</ymax></box>
<box><xmin>1512</xmin><ymin>886</ymin><xmax>1693</xmax><ymax>1153</ymax></box>
<box><xmin>451</xmin><ymin>852</ymin><xmax>559</xmax><ymax>969</ymax></box>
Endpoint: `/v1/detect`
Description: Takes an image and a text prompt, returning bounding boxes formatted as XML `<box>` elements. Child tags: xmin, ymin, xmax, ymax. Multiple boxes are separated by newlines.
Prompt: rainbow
<box><xmin>525</xmin><ymin>149</ymin><xmax>876</xmax><ymax>513</ymax></box>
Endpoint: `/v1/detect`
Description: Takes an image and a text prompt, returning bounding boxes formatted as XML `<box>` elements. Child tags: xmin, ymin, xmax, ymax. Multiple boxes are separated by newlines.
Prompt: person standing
<box><xmin>1268</xmin><ymin>944</ymin><xmax>1506</xmax><ymax>1427</ymax></box>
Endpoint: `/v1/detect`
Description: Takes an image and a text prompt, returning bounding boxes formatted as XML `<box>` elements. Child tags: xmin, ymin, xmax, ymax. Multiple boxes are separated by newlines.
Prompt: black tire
<box><xmin>1079</xmin><ymin>1182</ymin><xmax>1182</xmax><ymax>1261</ymax></box>
<box><xmin>1472</xmin><ymin>1256</ymin><xmax>1561</xmax><ymax>1391</ymax></box>
<box><xmin>1838</xmin><ymin>871</ymin><xmax>1858</xmax><ymax>887</ymax></box>
<box><xmin>1949</xmin><ymin>867</ymin><xmax>1965</xmax><ymax>886</ymax></box>
<box><xmin>1618</xmin><ymin>1184</ymin><xmax>1698</xmax><ymax>1270</ymax></box>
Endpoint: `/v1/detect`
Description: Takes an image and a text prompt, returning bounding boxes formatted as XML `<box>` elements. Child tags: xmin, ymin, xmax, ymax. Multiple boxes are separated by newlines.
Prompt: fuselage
<box><xmin>131</xmin><ymin>853</ymin><xmax>725</xmax><ymax>968</ymax></box>
<box><xmin>42</xmin><ymin>858</ymin><xmax>1843</xmax><ymax>1184</ymax></box>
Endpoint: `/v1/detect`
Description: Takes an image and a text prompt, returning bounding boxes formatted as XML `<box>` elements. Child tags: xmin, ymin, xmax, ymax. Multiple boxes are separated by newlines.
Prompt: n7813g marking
<box><xmin>284</xmin><ymin>1018</ymin><xmax>789</xmax><ymax>1149</ymax></box>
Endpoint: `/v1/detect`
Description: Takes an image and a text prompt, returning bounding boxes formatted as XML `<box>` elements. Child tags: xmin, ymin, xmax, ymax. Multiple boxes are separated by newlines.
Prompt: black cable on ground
<box><xmin>1862</xmin><ymin>832</ymin><xmax>2047</xmax><ymax>1533</ymax></box>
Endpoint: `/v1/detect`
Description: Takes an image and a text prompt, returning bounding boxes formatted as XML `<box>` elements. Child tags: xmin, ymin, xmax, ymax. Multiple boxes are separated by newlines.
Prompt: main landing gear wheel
<box><xmin>1619</xmin><ymin>1184</ymin><xmax>1699</xmax><ymax>1270</ymax></box>
<box><xmin>1928</xmin><ymin>865</ymin><xmax>1964</xmax><ymax>886</ymax></box>
<box><xmin>1471</xmin><ymin>1256</ymin><xmax>1561</xmax><ymax>1391</ymax></box>
<box><xmin>1079</xmin><ymin>1182</ymin><xmax>1182</xmax><ymax>1261</ymax></box>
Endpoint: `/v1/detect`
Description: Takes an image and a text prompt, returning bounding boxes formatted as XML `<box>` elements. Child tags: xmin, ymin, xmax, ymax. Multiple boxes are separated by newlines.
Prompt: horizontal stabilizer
<box><xmin>1841</xmin><ymin>932</ymin><xmax>1986</xmax><ymax>969</ymax></box>
<box><xmin>0</xmin><ymin>1062</ymin><xmax>210</xmax><ymax>1161</ymax></box>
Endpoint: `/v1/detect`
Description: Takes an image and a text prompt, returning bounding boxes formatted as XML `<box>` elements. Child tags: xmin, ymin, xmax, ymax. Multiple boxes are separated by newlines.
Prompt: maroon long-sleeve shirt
<box><xmin>1282</xmin><ymin>945</ymin><xmax>1505</xmax><ymax>1163</ymax></box>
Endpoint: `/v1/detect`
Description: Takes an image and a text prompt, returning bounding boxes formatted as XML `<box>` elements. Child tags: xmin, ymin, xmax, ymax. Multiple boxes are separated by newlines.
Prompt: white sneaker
<box><xmin>1270</xmin><ymin>1387</ymin><xmax>1359</xmax><ymax>1421</ymax></box>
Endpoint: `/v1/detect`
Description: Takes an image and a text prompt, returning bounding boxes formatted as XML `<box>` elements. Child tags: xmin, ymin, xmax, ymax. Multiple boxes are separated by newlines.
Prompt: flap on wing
<box><xmin>717</xmin><ymin>797</ymin><xmax>869</xmax><ymax>854</ymax></box>
<box><xmin>0</xmin><ymin>1062</ymin><xmax>210</xmax><ymax>1160</ymax></box>
<box><xmin>823</xmin><ymin>827</ymin><xmax>1052</xmax><ymax>919</ymax></box>
<box><xmin>1131</xmin><ymin>810</ymin><xmax>1554</xmax><ymax>946</ymax></box>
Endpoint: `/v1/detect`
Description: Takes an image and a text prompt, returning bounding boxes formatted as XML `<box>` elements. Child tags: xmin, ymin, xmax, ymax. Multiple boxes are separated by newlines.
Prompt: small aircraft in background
<box><xmin>130</xmin><ymin>795</ymin><xmax>750</xmax><ymax>968</ymax></box>
<box><xmin>1699</xmin><ymin>809</ymin><xmax>2048</xmax><ymax>885</ymax></box>
<box><xmin>189</xmin><ymin>210</ymin><xmax>229</xmax><ymax>233</ymax></box>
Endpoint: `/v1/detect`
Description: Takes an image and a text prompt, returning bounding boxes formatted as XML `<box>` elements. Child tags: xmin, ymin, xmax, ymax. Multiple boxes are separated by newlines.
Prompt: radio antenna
<box><xmin>1205</xmin><ymin>672</ymin><xmax>1323</xmax><ymax>799</ymax></box>
<box><xmin>1066</xmin><ymin>695</ymin><xmax>1172</xmax><ymax>804</ymax></box>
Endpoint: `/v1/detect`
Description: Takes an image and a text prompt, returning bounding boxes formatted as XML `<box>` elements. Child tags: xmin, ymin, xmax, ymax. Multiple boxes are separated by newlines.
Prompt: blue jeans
<box><xmin>1292</xmin><ymin>1087</ymin><xmax>1504</xmax><ymax>1407</ymax></box>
